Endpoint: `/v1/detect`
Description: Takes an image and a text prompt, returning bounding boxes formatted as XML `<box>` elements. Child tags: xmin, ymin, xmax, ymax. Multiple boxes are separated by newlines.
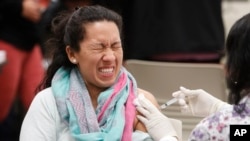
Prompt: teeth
<box><xmin>100</xmin><ymin>68</ymin><xmax>113</xmax><ymax>73</ymax></box>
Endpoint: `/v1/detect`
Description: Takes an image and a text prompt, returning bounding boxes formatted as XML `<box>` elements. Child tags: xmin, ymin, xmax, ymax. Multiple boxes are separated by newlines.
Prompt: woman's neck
<box><xmin>86</xmin><ymin>84</ymin><xmax>106</xmax><ymax>109</ymax></box>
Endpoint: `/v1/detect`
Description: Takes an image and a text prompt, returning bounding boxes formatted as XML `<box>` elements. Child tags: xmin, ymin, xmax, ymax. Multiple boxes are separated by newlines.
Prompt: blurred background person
<box><xmin>38</xmin><ymin>0</ymin><xmax>92</xmax><ymax>58</ymax></box>
<box><xmin>0</xmin><ymin>0</ymin><xmax>46</xmax><ymax>140</ymax></box>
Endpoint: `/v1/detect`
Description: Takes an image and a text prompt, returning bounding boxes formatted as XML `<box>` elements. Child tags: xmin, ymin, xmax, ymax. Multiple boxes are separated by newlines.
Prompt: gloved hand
<box><xmin>134</xmin><ymin>94</ymin><xmax>178</xmax><ymax>141</ymax></box>
<box><xmin>172</xmin><ymin>86</ymin><xmax>230</xmax><ymax>117</ymax></box>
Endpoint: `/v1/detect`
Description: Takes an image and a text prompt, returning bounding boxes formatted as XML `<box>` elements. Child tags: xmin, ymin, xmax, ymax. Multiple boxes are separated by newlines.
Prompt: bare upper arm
<box><xmin>133</xmin><ymin>88</ymin><xmax>160</xmax><ymax>132</ymax></box>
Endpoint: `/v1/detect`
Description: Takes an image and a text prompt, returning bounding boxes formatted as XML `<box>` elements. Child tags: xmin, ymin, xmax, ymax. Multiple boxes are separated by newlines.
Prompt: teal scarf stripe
<box><xmin>52</xmin><ymin>67</ymin><xmax>70</xmax><ymax>121</ymax></box>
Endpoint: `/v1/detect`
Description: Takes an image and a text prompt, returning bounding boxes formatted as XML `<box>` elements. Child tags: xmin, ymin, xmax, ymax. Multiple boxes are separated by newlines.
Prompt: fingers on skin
<box><xmin>138</xmin><ymin>93</ymin><xmax>145</xmax><ymax>98</ymax></box>
<box><xmin>133</xmin><ymin>98</ymin><xmax>140</xmax><ymax>107</ymax></box>
<box><xmin>137</xmin><ymin>94</ymin><xmax>148</xmax><ymax>107</ymax></box>
<box><xmin>137</xmin><ymin>115</ymin><xmax>147</xmax><ymax>124</ymax></box>
<box><xmin>136</xmin><ymin>106</ymin><xmax>150</xmax><ymax>118</ymax></box>
<box><xmin>133</xmin><ymin>93</ymin><xmax>145</xmax><ymax>107</ymax></box>
<box><xmin>137</xmin><ymin>93</ymin><xmax>156</xmax><ymax>111</ymax></box>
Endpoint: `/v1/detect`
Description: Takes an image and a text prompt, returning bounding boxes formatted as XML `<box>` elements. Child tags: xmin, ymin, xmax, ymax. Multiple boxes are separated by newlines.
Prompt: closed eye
<box><xmin>89</xmin><ymin>43</ymin><xmax>104</xmax><ymax>50</ymax></box>
<box><xmin>111</xmin><ymin>42</ymin><xmax>122</xmax><ymax>49</ymax></box>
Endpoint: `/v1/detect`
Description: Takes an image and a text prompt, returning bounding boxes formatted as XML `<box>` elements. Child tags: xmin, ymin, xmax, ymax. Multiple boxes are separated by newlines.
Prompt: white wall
<box><xmin>223</xmin><ymin>1</ymin><xmax>250</xmax><ymax>35</ymax></box>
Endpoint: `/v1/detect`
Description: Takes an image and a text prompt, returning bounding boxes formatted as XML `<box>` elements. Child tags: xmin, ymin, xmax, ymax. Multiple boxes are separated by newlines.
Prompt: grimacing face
<box><xmin>68</xmin><ymin>21</ymin><xmax>123</xmax><ymax>92</ymax></box>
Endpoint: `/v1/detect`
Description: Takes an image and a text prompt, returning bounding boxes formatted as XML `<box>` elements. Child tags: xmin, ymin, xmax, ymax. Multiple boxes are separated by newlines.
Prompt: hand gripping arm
<box><xmin>134</xmin><ymin>94</ymin><xmax>178</xmax><ymax>141</ymax></box>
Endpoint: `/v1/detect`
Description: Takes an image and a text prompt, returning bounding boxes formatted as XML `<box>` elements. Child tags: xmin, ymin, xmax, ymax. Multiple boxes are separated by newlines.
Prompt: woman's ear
<box><xmin>66</xmin><ymin>45</ymin><xmax>78</xmax><ymax>64</ymax></box>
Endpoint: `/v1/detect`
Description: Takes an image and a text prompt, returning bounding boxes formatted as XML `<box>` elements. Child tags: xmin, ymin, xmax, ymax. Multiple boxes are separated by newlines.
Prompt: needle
<box><xmin>160</xmin><ymin>98</ymin><xmax>178</xmax><ymax>109</ymax></box>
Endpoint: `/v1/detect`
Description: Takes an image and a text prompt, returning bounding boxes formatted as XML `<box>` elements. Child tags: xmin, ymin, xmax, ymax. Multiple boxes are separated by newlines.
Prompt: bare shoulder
<box><xmin>137</xmin><ymin>88</ymin><xmax>159</xmax><ymax>107</ymax></box>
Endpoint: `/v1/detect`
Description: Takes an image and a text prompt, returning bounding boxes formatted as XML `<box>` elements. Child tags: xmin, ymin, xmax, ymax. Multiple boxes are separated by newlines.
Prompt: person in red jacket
<box><xmin>0</xmin><ymin>0</ymin><xmax>45</xmax><ymax>140</ymax></box>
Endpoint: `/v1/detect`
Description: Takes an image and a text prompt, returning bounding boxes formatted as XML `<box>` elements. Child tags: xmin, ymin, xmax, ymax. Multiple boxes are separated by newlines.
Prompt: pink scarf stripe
<box><xmin>97</xmin><ymin>73</ymin><xmax>127</xmax><ymax>121</ymax></box>
<box><xmin>122</xmin><ymin>81</ymin><xmax>136</xmax><ymax>141</ymax></box>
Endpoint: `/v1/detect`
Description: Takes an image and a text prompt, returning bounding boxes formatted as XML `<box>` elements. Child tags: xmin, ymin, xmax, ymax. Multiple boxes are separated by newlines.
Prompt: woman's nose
<box><xmin>102</xmin><ymin>48</ymin><xmax>115</xmax><ymax>61</ymax></box>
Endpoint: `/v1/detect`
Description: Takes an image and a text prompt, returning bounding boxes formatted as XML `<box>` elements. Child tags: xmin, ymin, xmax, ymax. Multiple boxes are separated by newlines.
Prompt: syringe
<box><xmin>160</xmin><ymin>98</ymin><xmax>178</xmax><ymax>109</ymax></box>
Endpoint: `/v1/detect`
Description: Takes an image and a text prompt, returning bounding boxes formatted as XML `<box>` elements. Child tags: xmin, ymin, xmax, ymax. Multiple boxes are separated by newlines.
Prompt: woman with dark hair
<box><xmin>170</xmin><ymin>12</ymin><xmax>250</xmax><ymax>140</ymax></box>
<box><xmin>19</xmin><ymin>5</ymin><xmax>177</xmax><ymax>141</ymax></box>
<box><xmin>134</xmin><ymin>12</ymin><xmax>250</xmax><ymax>141</ymax></box>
